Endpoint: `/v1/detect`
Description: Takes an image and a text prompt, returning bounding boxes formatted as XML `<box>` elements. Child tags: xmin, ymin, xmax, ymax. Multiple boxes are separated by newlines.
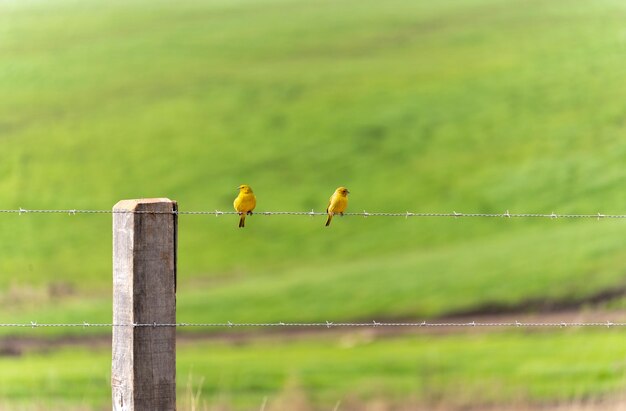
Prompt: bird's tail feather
<box><xmin>325</xmin><ymin>214</ymin><xmax>332</xmax><ymax>227</ymax></box>
<box><xmin>239</xmin><ymin>214</ymin><xmax>245</xmax><ymax>228</ymax></box>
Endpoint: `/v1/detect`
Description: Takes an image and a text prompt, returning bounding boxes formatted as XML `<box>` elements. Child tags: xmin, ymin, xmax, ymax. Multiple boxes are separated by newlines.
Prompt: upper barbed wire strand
<box><xmin>0</xmin><ymin>209</ymin><xmax>625</xmax><ymax>218</ymax></box>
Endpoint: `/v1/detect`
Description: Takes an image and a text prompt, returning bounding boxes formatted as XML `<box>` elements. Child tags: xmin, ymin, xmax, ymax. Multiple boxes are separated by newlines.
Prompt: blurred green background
<box><xmin>1</xmin><ymin>0</ymin><xmax>626</xmax><ymax>409</ymax></box>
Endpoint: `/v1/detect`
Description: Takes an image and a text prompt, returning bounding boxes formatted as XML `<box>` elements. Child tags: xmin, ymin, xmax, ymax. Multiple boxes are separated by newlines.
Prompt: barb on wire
<box><xmin>1</xmin><ymin>321</ymin><xmax>626</xmax><ymax>329</ymax></box>
<box><xmin>2</xmin><ymin>208</ymin><xmax>626</xmax><ymax>219</ymax></box>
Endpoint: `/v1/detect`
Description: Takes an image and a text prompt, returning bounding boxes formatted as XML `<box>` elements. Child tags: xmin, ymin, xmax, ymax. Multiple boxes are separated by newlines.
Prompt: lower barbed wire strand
<box><xmin>1</xmin><ymin>321</ymin><xmax>625</xmax><ymax>328</ymax></box>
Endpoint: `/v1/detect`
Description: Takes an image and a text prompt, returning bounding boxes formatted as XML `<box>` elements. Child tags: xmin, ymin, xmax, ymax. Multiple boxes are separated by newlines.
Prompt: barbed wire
<box><xmin>1</xmin><ymin>321</ymin><xmax>625</xmax><ymax>329</ymax></box>
<box><xmin>1</xmin><ymin>208</ymin><xmax>626</xmax><ymax>219</ymax></box>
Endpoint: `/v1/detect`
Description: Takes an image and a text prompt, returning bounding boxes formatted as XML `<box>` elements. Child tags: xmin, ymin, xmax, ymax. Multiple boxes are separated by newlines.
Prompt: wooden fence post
<box><xmin>112</xmin><ymin>198</ymin><xmax>178</xmax><ymax>411</ymax></box>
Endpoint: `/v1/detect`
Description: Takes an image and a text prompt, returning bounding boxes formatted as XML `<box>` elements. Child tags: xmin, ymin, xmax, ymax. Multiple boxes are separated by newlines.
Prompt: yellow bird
<box><xmin>325</xmin><ymin>186</ymin><xmax>349</xmax><ymax>227</ymax></box>
<box><xmin>233</xmin><ymin>184</ymin><xmax>256</xmax><ymax>228</ymax></box>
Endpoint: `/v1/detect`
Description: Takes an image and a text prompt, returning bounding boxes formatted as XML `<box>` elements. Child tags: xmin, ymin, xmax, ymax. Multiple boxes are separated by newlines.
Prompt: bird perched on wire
<box><xmin>234</xmin><ymin>184</ymin><xmax>256</xmax><ymax>228</ymax></box>
<box><xmin>325</xmin><ymin>187</ymin><xmax>349</xmax><ymax>227</ymax></box>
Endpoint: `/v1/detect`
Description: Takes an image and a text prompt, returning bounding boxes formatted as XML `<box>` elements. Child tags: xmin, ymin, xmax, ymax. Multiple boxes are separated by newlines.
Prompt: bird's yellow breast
<box><xmin>327</xmin><ymin>194</ymin><xmax>347</xmax><ymax>214</ymax></box>
<box><xmin>234</xmin><ymin>192</ymin><xmax>256</xmax><ymax>213</ymax></box>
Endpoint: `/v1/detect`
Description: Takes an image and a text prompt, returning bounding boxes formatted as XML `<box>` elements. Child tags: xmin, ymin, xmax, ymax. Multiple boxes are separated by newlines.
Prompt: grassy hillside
<box><xmin>2</xmin><ymin>0</ymin><xmax>626</xmax><ymax>408</ymax></box>
<box><xmin>1</xmin><ymin>0</ymin><xmax>626</xmax><ymax>323</ymax></box>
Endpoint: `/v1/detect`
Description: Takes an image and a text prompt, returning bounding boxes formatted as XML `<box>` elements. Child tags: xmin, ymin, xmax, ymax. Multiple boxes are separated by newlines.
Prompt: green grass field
<box><xmin>2</xmin><ymin>0</ymin><xmax>626</xmax><ymax>408</ymax></box>
<box><xmin>2</xmin><ymin>330</ymin><xmax>626</xmax><ymax>410</ymax></box>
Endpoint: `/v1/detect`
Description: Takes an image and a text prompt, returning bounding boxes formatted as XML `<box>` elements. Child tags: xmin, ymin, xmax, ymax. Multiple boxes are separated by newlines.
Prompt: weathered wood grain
<box><xmin>112</xmin><ymin>198</ymin><xmax>177</xmax><ymax>411</ymax></box>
